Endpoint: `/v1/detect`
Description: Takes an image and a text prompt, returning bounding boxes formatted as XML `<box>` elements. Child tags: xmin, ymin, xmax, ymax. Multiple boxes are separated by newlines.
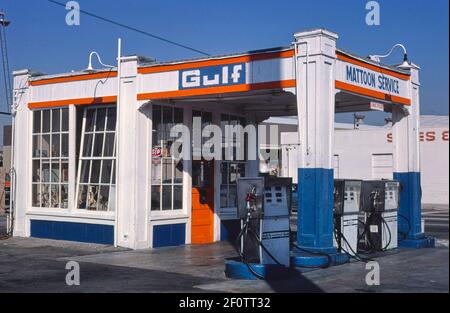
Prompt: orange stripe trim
<box><xmin>28</xmin><ymin>96</ymin><xmax>117</xmax><ymax>109</ymax></box>
<box><xmin>29</xmin><ymin>72</ymin><xmax>118</xmax><ymax>86</ymax></box>
<box><xmin>137</xmin><ymin>79</ymin><xmax>296</xmax><ymax>100</ymax></box>
<box><xmin>336</xmin><ymin>52</ymin><xmax>410</xmax><ymax>81</ymax></box>
<box><xmin>335</xmin><ymin>80</ymin><xmax>411</xmax><ymax>105</ymax></box>
<box><xmin>138</xmin><ymin>50</ymin><xmax>295</xmax><ymax>74</ymax></box>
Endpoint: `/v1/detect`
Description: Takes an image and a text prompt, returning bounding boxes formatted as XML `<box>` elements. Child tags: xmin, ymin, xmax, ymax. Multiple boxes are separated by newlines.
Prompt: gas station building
<box><xmin>10</xmin><ymin>29</ymin><xmax>432</xmax><ymax>253</ymax></box>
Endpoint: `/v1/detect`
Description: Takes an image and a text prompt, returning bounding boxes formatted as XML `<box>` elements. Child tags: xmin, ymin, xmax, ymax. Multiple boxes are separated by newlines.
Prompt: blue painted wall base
<box><xmin>30</xmin><ymin>220</ymin><xmax>114</xmax><ymax>245</ymax></box>
<box><xmin>399</xmin><ymin>237</ymin><xmax>436</xmax><ymax>249</ymax></box>
<box><xmin>225</xmin><ymin>260</ymin><xmax>291</xmax><ymax>280</ymax></box>
<box><xmin>153</xmin><ymin>223</ymin><xmax>186</xmax><ymax>248</ymax></box>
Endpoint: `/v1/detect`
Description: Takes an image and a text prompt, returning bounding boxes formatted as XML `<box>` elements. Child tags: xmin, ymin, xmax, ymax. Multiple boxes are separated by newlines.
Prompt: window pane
<box><xmin>174</xmin><ymin>160</ymin><xmax>183</xmax><ymax>184</ymax></box>
<box><xmin>32</xmin><ymin>160</ymin><xmax>41</xmax><ymax>182</ymax></box>
<box><xmin>83</xmin><ymin>134</ymin><xmax>93</xmax><ymax>157</ymax></box>
<box><xmin>106</xmin><ymin>108</ymin><xmax>116</xmax><ymax>131</ymax></box>
<box><xmin>51</xmin><ymin>162</ymin><xmax>60</xmax><ymax>183</ymax></box>
<box><xmin>98</xmin><ymin>186</ymin><xmax>109</xmax><ymax>211</ymax></box>
<box><xmin>237</xmin><ymin>163</ymin><xmax>246</xmax><ymax>179</ymax></box>
<box><xmin>61</xmin><ymin>108</ymin><xmax>69</xmax><ymax>132</ymax></box>
<box><xmin>220</xmin><ymin>186</ymin><xmax>228</xmax><ymax>208</ymax></box>
<box><xmin>61</xmin><ymin>161</ymin><xmax>69</xmax><ymax>183</ymax></box>
<box><xmin>42</xmin><ymin>161</ymin><xmax>50</xmax><ymax>182</ymax></box>
<box><xmin>80</xmin><ymin>160</ymin><xmax>90</xmax><ymax>183</ymax></box>
<box><xmin>32</xmin><ymin>135</ymin><xmax>41</xmax><ymax>158</ymax></box>
<box><xmin>111</xmin><ymin>160</ymin><xmax>116</xmax><ymax>184</ymax></box>
<box><xmin>162</xmin><ymin>139</ymin><xmax>173</xmax><ymax>157</ymax></box>
<box><xmin>96</xmin><ymin>108</ymin><xmax>107</xmax><ymax>131</ymax></box>
<box><xmin>229</xmin><ymin>163</ymin><xmax>238</xmax><ymax>184</ymax></box>
<box><xmin>33</xmin><ymin>111</ymin><xmax>41</xmax><ymax>134</ymax></box>
<box><xmin>90</xmin><ymin>160</ymin><xmax>101</xmax><ymax>184</ymax></box>
<box><xmin>42</xmin><ymin>110</ymin><xmax>50</xmax><ymax>133</ymax></box>
<box><xmin>173</xmin><ymin>185</ymin><xmax>182</xmax><ymax>210</ymax></box>
<box><xmin>163</xmin><ymin>108</ymin><xmax>173</xmax><ymax>157</ymax></box>
<box><xmin>162</xmin><ymin>159</ymin><xmax>172</xmax><ymax>184</ymax></box>
<box><xmin>61</xmin><ymin>185</ymin><xmax>69</xmax><ymax>208</ymax></box>
<box><xmin>87</xmin><ymin>185</ymin><xmax>99</xmax><ymax>210</ymax></box>
<box><xmin>93</xmin><ymin>133</ymin><xmax>104</xmax><ymax>157</ymax></box>
<box><xmin>174</xmin><ymin>108</ymin><xmax>183</xmax><ymax>124</ymax></box>
<box><xmin>229</xmin><ymin>185</ymin><xmax>237</xmax><ymax>208</ymax></box>
<box><xmin>78</xmin><ymin>185</ymin><xmax>88</xmax><ymax>209</ymax></box>
<box><xmin>161</xmin><ymin>185</ymin><xmax>172</xmax><ymax>211</ymax></box>
<box><xmin>42</xmin><ymin>184</ymin><xmax>51</xmax><ymax>207</ymax></box>
<box><xmin>51</xmin><ymin>184</ymin><xmax>59</xmax><ymax>208</ymax></box>
<box><xmin>52</xmin><ymin>109</ymin><xmax>60</xmax><ymax>132</ymax></box>
<box><xmin>61</xmin><ymin>134</ymin><xmax>69</xmax><ymax>157</ymax></box>
<box><xmin>104</xmin><ymin>133</ymin><xmax>115</xmax><ymax>157</ymax></box>
<box><xmin>85</xmin><ymin>109</ymin><xmax>96</xmax><ymax>132</ymax></box>
<box><xmin>32</xmin><ymin>184</ymin><xmax>41</xmax><ymax>207</ymax></box>
<box><xmin>51</xmin><ymin>134</ymin><xmax>60</xmax><ymax>157</ymax></box>
<box><xmin>109</xmin><ymin>186</ymin><xmax>116</xmax><ymax>211</ymax></box>
<box><xmin>101</xmin><ymin>160</ymin><xmax>112</xmax><ymax>184</ymax></box>
<box><xmin>163</xmin><ymin>106</ymin><xmax>172</xmax><ymax>125</ymax></box>
<box><xmin>151</xmin><ymin>186</ymin><xmax>160</xmax><ymax>211</ymax></box>
<box><xmin>152</xmin><ymin>106</ymin><xmax>161</xmax><ymax>132</ymax></box>
<box><xmin>42</xmin><ymin>135</ymin><xmax>50</xmax><ymax>158</ymax></box>
<box><xmin>221</xmin><ymin>162</ymin><xmax>228</xmax><ymax>184</ymax></box>
<box><xmin>151</xmin><ymin>158</ymin><xmax>161</xmax><ymax>185</ymax></box>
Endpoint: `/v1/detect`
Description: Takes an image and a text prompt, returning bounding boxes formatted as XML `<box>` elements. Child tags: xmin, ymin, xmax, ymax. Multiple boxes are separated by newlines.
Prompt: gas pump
<box><xmin>226</xmin><ymin>176</ymin><xmax>291</xmax><ymax>279</ymax></box>
<box><xmin>360</xmin><ymin>180</ymin><xmax>400</xmax><ymax>252</ymax></box>
<box><xmin>333</xmin><ymin>179</ymin><xmax>362</xmax><ymax>256</ymax></box>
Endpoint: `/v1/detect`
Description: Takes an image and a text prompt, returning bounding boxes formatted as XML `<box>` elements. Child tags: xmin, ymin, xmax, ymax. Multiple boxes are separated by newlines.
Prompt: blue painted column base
<box><xmin>225</xmin><ymin>260</ymin><xmax>291</xmax><ymax>280</ymax></box>
<box><xmin>290</xmin><ymin>248</ymin><xmax>349</xmax><ymax>269</ymax></box>
<box><xmin>394</xmin><ymin>172</ymin><xmax>436</xmax><ymax>249</ymax></box>
<box><xmin>399</xmin><ymin>237</ymin><xmax>436</xmax><ymax>249</ymax></box>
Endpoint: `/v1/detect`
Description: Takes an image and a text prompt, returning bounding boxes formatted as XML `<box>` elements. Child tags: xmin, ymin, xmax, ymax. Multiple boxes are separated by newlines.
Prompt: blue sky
<box><xmin>0</xmin><ymin>0</ymin><xmax>449</xmax><ymax>140</ymax></box>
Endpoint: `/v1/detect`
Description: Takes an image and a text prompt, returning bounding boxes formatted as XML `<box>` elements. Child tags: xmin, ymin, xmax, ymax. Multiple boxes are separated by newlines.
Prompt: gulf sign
<box><xmin>180</xmin><ymin>63</ymin><xmax>245</xmax><ymax>89</ymax></box>
<box><xmin>335</xmin><ymin>52</ymin><xmax>411</xmax><ymax>105</ymax></box>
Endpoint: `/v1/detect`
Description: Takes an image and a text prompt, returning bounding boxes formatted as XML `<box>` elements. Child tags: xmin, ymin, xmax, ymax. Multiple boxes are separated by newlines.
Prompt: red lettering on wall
<box><xmin>425</xmin><ymin>131</ymin><xmax>436</xmax><ymax>141</ymax></box>
<box><xmin>443</xmin><ymin>131</ymin><xmax>449</xmax><ymax>141</ymax></box>
<box><xmin>387</xmin><ymin>133</ymin><xmax>393</xmax><ymax>143</ymax></box>
<box><xmin>419</xmin><ymin>132</ymin><xmax>425</xmax><ymax>142</ymax></box>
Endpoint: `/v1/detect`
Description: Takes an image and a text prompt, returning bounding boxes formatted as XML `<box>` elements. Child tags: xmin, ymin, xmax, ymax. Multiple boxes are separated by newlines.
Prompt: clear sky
<box><xmin>0</xmin><ymin>0</ymin><xmax>449</xmax><ymax>139</ymax></box>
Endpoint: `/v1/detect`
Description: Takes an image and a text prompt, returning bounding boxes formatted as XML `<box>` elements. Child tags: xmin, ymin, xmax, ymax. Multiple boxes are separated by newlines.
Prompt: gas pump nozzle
<box><xmin>244</xmin><ymin>186</ymin><xmax>258</xmax><ymax>226</ymax></box>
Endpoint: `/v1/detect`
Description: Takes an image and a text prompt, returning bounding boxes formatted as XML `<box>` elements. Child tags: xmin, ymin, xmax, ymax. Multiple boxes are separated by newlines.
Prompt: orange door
<box><xmin>191</xmin><ymin>160</ymin><xmax>214</xmax><ymax>244</ymax></box>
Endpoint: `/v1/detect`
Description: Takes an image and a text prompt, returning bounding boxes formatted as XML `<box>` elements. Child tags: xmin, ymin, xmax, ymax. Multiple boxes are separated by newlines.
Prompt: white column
<box><xmin>116</xmin><ymin>56</ymin><xmax>150</xmax><ymax>249</ymax></box>
<box><xmin>392</xmin><ymin>64</ymin><xmax>423</xmax><ymax>239</ymax></box>
<box><xmin>293</xmin><ymin>29</ymin><xmax>338</xmax><ymax>252</ymax></box>
<box><xmin>11</xmin><ymin>70</ymin><xmax>33</xmax><ymax>237</ymax></box>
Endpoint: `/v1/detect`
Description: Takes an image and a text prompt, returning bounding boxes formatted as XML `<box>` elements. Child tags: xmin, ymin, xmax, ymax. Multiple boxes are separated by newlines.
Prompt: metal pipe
<box><xmin>114</xmin><ymin>38</ymin><xmax>122</xmax><ymax>247</ymax></box>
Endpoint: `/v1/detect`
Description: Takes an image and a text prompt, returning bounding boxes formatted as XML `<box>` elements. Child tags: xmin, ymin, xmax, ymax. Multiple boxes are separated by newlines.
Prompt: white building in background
<box><xmin>280</xmin><ymin>115</ymin><xmax>449</xmax><ymax>205</ymax></box>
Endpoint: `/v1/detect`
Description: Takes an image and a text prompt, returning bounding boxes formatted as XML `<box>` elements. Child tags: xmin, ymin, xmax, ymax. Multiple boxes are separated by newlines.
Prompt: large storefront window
<box><xmin>220</xmin><ymin>114</ymin><xmax>246</xmax><ymax>209</ymax></box>
<box><xmin>76</xmin><ymin>106</ymin><xmax>117</xmax><ymax>211</ymax></box>
<box><xmin>32</xmin><ymin>108</ymin><xmax>69</xmax><ymax>208</ymax></box>
<box><xmin>151</xmin><ymin>105</ymin><xmax>184</xmax><ymax>211</ymax></box>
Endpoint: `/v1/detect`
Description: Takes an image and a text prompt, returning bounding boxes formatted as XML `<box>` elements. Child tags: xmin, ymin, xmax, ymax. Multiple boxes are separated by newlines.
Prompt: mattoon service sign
<box><xmin>335</xmin><ymin>55</ymin><xmax>410</xmax><ymax>105</ymax></box>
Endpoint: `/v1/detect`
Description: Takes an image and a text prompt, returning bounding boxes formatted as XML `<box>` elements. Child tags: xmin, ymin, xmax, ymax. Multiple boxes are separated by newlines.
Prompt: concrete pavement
<box><xmin>0</xmin><ymin>210</ymin><xmax>448</xmax><ymax>293</ymax></box>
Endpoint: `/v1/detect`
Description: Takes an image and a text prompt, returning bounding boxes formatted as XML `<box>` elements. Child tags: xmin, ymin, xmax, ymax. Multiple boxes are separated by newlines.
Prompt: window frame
<box><xmin>31</xmin><ymin>108</ymin><xmax>70</xmax><ymax>210</ymax></box>
<box><xmin>150</xmin><ymin>104</ymin><xmax>184</xmax><ymax>214</ymax></box>
<box><xmin>75</xmin><ymin>105</ymin><xmax>117</xmax><ymax>212</ymax></box>
<box><xmin>220</xmin><ymin>114</ymin><xmax>247</xmax><ymax>210</ymax></box>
